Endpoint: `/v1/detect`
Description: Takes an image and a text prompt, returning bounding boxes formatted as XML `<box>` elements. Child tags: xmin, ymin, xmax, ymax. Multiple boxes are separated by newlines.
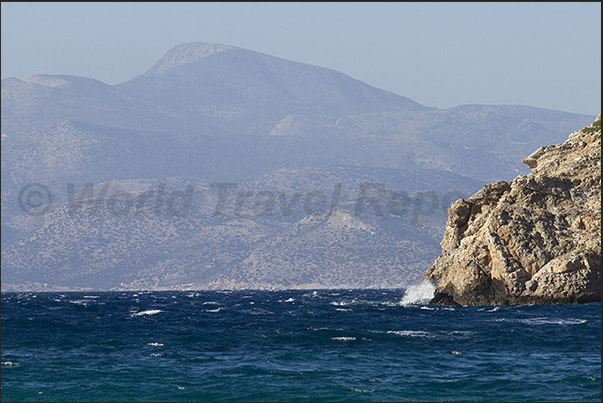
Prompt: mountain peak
<box><xmin>144</xmin><ymin>42</ymin><xmax>235</xmax><ymax>76</ymax></box>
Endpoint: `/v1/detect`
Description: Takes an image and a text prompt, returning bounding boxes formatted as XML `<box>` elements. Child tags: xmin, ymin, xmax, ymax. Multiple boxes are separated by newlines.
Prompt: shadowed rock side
<box><xmin>422</xmin><ymin>115</ymin><xmax>601</xmax><ymax>305</ymax></box>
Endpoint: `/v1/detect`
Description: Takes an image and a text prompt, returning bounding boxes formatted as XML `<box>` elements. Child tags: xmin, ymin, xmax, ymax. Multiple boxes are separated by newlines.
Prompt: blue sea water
<box><xmin>1</xmin><ymin>290</ymin><xmax>600</xmax><ymax>402</ymax></box>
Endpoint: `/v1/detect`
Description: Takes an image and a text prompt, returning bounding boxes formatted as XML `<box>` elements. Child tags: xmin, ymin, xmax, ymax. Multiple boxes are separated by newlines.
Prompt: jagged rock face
<box><xmin>422</xmin><ymin>115</ymin><xmax>601</xmax><ymax>305</ymax></box>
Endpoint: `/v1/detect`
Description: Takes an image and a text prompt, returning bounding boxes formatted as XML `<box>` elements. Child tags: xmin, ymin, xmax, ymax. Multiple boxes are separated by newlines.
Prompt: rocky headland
<box><xmin>423</xmin><ymin>115</ymin><xmax>601</xmax><ymax>305</ymax></box>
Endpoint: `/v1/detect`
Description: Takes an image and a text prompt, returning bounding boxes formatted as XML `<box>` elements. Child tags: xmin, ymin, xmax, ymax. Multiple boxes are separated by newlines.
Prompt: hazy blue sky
<box><xmin>1</xmin><ymin>2</ymin><xmax>600</xmax><ymax>115</ymax></box>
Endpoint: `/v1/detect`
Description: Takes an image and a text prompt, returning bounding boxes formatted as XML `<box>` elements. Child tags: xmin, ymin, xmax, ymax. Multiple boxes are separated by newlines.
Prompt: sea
<box><xmin>1</xmin><ymin>288</ymin><xmax>600</xmax><ymax>402</ymax></box>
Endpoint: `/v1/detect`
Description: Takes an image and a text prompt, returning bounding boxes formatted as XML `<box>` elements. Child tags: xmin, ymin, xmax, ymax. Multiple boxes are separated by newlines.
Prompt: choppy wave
<box><xmin>387</xmin><ymin>330</ymin><xmax>436</xmax><ymax>339</ymax></box>
<box><xmin>349</xmin><ymin>387</ymin><xmax>375</xmax><ymax>393</ymax></box>
<box><xmin>494</xmin><ymin>317</ymin><xmax>588</xmax><ymax>325</ymax></box>
<box><xmin>331</xmin><ymin>337</ymin><xmax>356</xmax><ymax>342</ymax></box>
<box><xmin>1</xmin><ymin>291</ymin><xmax>600</xmax><ymax>402</ymax></box>
<box><xmin>131</xmin><ymin>309</ymin><xmax>162</xmax><ymax>317</ymax></box>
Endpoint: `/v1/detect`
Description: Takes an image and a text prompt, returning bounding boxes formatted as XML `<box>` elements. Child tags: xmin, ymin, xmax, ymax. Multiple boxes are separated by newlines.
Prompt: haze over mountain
<box><xmin>1</xmin><ymin>42</ymin><xmax>596</xmax><ymax>291</ymax></box>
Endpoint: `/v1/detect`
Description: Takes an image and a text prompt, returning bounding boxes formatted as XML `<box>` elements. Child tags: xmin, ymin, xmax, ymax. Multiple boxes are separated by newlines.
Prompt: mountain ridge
<box><xmin>1</xmin><ymin>42</ymin><xmax>598</xmax><ymax>291</ymax></box>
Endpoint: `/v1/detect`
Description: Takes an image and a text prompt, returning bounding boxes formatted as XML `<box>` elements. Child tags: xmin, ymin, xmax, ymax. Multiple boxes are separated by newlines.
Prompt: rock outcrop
<box><xmin>422</xmin><ymin>115</ymin><xmax>601</xmax><ymax>305</ymax></box>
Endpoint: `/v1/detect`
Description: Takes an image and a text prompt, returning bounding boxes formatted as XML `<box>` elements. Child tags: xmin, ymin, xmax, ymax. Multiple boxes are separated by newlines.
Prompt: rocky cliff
<box><xmin>422</xmin><ymin>115</ymin><xmax>601</xmax><ymax>305</ymax></box>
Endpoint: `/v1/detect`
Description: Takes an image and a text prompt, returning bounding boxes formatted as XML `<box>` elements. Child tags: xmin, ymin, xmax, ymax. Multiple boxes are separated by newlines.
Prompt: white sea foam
<box><xmin>350</xmin><ymin>388</ymin><xmax>375</xmax><ymax>393</ymax></box>
<box><xmin>147</xmin><ymin>342</ymin><xmax>164</xmax><ymax>346</ymax></box>
<box><xmin>204</xmin><ymin>308</ymin><xmax>222</xmax><ymax>313</ymax></box>
<box><xmin>330</xmin><ymin>299</ymin><xmax>356</xmax><ymax>306</ymax></box>
<box><xmin>132</xmin><ymin>309</ymin><xmax>162</xmax><ymax>316</ymax></box>
<box><xmin>283</xmin><ymin>298</ymin><xmax>295</xmax><ymax>303</ymax></box>
<box><xmin>400</xmin><ymin>280</ymin><xmax>436</xmax><ymax>306</ymax></box>
<box><xmin>1</xmin><ymin>361</ymin><xmax>17</xmax><ymax>366</ymax></box>
<box><xmin>447</xmin><ymin>330</ymin><xmax>475</xmax><ymax>337</ymax></box>
<box><xmin>493</xmin><ymin>317</ymin><xmax>587</xmax><ymax>325</ymax></box>
<box><xmin>519</xmin><ymin>317</ymin><xmax>587</xmax><ymax>325</ymax></box>
<box><xmin>331</xmin><ymin>337</ymin><xmax>356</xmax><ymax>341</ymax></box>
<box><xmin>387</xmin><ymin>330</ymin><xmax>435</xmax><ymax>339</ymax></box>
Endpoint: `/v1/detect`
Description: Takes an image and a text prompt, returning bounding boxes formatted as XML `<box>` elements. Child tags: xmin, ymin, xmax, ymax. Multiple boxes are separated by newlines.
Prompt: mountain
<box><xmin>1</xmin><ymin>42</ymin><xmax>597</xmax><ymax>291</ymax></box>
<box><xmin>113</xmin><ymin>42</ymin><xmax>427</xmax><ymax>135</ymax></box>
<box><xmin>422</xmin><ymin>116</ymin><xmax>601</xmax><ymax>305</ymax></box>
<box><xmin>0</xmin><ymin>75</ymin><xmax>202</xmax><ymax>134</ymax></box>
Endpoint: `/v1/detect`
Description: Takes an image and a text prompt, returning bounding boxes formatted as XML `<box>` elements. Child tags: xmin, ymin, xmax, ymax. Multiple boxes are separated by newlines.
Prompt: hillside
<box><xmin>1</xmin><ymin>42</ymin><xmax>597</xmax><ymax>291</ymax></box>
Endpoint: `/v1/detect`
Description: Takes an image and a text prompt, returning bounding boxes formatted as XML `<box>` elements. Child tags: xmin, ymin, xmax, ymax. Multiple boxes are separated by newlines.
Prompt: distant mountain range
<box><xmin>1</xmin><ymin>42</ymin><xmax>596</xmax><ymax>291</ymax></box>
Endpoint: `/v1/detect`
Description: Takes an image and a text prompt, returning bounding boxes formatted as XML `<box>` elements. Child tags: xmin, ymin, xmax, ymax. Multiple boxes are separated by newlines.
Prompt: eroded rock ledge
<box><xmin>422</xmin><ymin>115</ymin><xmax>601</xmax><ymax>305</ymax></box>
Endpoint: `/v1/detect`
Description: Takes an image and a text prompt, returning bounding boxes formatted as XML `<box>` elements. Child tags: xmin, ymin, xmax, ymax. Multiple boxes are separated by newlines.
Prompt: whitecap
<box><xmin>69</xmin><ymin>299</ymin><xmax>91</xmax><ymax>306</ymax></box>
<box><xmin>204</xmin><ymin>308</ymin><xmax>222</xmax><ymax>313</ymax></box>
<box><xmin>520</xmin><ymin>317</ymin><xmax>587</xmax><ymax>325</ymax></box>
<box><xmin>493</xmin><ymin>317</ymin><xmax>587</xmax><ymax>325</ymax></box>
<box><xmin>1</xmin><ymin>361</ymin><xmax>17</xmax><ymax>366</ymax></box>
<box><xmin>283</xmin><ymin>298</ymin><xmax>295</xmax><ymax>303</ymax></box>
<box><xmin>82</xmin><ymin>296</ymin><xmax>99</xmax><ymax>299</ymax></box>
<box><xmin>387</xmin><ymin>330</ymin><xmax>435</xmax><ymax>339</ymax></box>
<box><xmin>132</xmin><ymin>309</ymin><xmax>162</xmax><ymax>316</ymax></box>
<box><xmin>330</xmin><ymin>300</ymin><xmax>355</xmax><ymax>306</ymax></box>
<box><xmin>147</xmin><ymin>342</ymin><xmax>164</xmax><ymax>346</ymax></box>
<box><xmin>350</xmin><ymin>388</ymin><xmax>374</xmax><ymax>393</ymax></box>
<box><xmin>331</xmin><ymin>337</ymin><xmax>356</xmax><ymax>341</ymax></box>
